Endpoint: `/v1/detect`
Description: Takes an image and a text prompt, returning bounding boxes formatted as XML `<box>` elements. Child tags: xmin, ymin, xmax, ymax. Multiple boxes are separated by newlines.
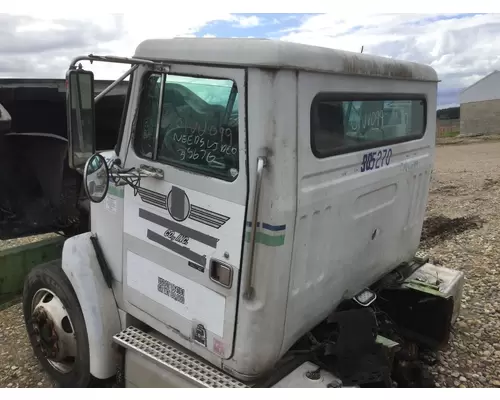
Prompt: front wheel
<box><xmin>22</xmin><ymin>261</ymin><xmax>96</xmax><ymax>387</ymax></box>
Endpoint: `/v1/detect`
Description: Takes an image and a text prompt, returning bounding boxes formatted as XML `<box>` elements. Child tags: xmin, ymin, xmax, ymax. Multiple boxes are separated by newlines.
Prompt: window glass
<box><xmin>134</xmin><ymin>74</ymin><xmax>162</xmax><ymax>159</ymax></box>
<box><xmin>311</xmin><ymin>96</ymin><xmax>426</xmax><ymax>158</ymax></box>
<box><xmin>134</xmin><ymin>73</ymin><xmax>239</xmax><ymax>181</ymax></box>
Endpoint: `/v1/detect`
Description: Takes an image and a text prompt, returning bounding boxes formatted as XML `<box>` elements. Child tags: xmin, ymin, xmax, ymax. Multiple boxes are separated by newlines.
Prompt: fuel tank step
<box><xmin>113</xmin><ymin>326</ymin><xmax>248</xmax><ymax>388</ymax></box>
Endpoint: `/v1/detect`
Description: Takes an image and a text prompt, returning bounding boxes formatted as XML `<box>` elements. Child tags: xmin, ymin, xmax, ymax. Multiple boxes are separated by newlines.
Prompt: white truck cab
<box><xmin>22</xmin><ymin>38</ymin><xmax>464</xmax><ymax>388</ymax></box>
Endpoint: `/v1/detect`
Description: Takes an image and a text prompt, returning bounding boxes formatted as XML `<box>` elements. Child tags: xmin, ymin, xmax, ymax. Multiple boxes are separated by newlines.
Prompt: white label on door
<box><xmin>126</xmin><ymin>251</ymin><xmax>225</xmax><ymax>337</ymax></box>
<box><xmin>105</xmin><ymin>195</ymin><xmax>118</xmax><ymax>214</ymax></box>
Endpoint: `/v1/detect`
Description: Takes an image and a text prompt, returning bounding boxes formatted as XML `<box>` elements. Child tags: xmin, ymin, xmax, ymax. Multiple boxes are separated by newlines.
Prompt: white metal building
<box><xmin>460</xmin><ymin>70</ymin><xmax>500</xmax><ymax>136</ymax></box>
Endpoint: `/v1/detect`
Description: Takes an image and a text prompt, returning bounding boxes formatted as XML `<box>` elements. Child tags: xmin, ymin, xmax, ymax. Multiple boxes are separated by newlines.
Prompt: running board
<box><xmin>113</xmin><ymin>326</ymin><xmax>248</xmax><ymax>388</ymax></box>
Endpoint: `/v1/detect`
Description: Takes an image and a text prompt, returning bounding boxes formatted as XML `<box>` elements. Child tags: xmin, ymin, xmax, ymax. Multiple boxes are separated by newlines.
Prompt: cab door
<box><xmin>121</xmin><ymin>64</ymin><xmax>247</xmax><ymax>360</ymax></box>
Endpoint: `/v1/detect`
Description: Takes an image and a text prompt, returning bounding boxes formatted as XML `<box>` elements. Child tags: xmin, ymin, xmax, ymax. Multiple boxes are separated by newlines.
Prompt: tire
<box><xmin>22</xmin><ymin>260</ymin><xmax>97</xmax><ymax>388</ymax></box>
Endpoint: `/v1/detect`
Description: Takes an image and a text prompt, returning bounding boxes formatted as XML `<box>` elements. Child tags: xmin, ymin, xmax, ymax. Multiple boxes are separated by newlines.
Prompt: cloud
<box><xmin>2</xmin><ymin>12</ymin><xmax>499</xmax><ymax>108</ymax></box>
<box><xmin>0</xmin><ymin>12</ymin><xmax>234</xmax><ymax>79</ymax></box>
<box><xmin>0</xmin><ymin>14</ymin><xmax>125</xmax><ymax>55</ymax></box>
<box><xmin>233</xmin><ymin>15</ymin><xmax>261</xmax><ymax>28</ymax></box>
<box><xmin>279</xmin><ymin>13</ymin><xmax>500</xmax><ymax>102</ymax></box>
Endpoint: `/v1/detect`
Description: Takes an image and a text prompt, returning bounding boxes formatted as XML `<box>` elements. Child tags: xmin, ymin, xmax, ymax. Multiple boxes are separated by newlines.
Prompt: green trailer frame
<box><xmin>0</xmin><ymin>236</ymin><xmax>65</xmax><ymax>309</ymax></box>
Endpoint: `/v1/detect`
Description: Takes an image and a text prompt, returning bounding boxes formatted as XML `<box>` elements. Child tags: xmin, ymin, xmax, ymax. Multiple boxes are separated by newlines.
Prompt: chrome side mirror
<box><xmin>83</xmin><ymin>153</ymin><xmax>109</xmax><ymax>203</ymax></box>
<box><xmin>66</xmin><ymin>68</ymin><xmax>96</xmax><ymax>170</ymax></box>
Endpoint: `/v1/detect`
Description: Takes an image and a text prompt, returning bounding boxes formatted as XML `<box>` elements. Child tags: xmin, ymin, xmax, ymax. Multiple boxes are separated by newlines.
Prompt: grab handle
<box><xmin>243</xmin><ymin>156</ymin><xmax>267</xmax><ymax>300</ymax></box>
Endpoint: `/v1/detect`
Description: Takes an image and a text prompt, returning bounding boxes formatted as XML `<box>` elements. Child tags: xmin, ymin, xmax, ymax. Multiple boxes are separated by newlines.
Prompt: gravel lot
<box><xmin>1</xmin><ymin>140</ymin><xmax>500</xmax><ymax>388</ymax></box>
<box><xmin>422</xmin><ymin>141</ymin><xmax>500</xmax><ymax>388</ymax></box>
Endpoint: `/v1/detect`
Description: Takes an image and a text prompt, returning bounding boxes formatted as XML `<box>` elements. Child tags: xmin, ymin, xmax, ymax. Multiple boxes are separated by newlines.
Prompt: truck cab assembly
<box><xmin>4</xmin><ymin>38</ymin><xmax>464</xmax><ymax>388</ymax></box>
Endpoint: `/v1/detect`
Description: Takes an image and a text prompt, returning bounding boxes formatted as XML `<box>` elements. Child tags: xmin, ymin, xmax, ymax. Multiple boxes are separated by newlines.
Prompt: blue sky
<box><xmin>2</xmin><ymin>13</ymin><xmax>500</xmax><ymax>109</ymax></box>
<box><xmin>196</xmin><ymin>14</ymin><xmax>319</xmax><ymax>39</ymax></box>
<box><xmin>196</xmin><ymin>13</ymin><xmax>500</xmax><ymax>109</ymax></box>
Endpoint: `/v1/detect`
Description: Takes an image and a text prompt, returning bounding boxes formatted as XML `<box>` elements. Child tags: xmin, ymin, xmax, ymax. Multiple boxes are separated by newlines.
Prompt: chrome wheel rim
<box><xmin>31</xmin><ymin>288</ymin><xmax>77</xmax><ymax>374</ymax></box>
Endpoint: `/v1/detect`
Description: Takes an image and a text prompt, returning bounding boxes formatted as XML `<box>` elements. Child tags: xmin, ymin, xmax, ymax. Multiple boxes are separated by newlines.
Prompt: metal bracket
<box><xmin>139</xmin><ymin>164</ymin><xmax>164</xmax><ymax>180</ymax></box>
<box><xmin>68</xmin><ymin>54</ymin><xmax>170</xmax><ymax>103</ymax></box>
<box><xmin>108</xmin><ymin>164</ymin><xmax>164</xmax><ymax>190</ymax></box>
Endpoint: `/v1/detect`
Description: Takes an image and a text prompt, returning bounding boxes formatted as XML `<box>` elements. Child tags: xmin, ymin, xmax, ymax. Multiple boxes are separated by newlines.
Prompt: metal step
<box><xmin>113</xmin><ymin>326</ymin><xmax>248</xmax><ymax>388</ymax></box>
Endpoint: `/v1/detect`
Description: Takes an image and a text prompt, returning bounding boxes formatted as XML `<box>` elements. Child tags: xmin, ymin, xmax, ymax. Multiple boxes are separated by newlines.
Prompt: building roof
<box><xmin>461</xmin><ymin>70</ymin><xmax>500</xmax><ymax>94</ymax></box>
<box><xmin>134</xmin><ymin>38</ymin><xmax>438</xmax><ymax>82</ymax></box>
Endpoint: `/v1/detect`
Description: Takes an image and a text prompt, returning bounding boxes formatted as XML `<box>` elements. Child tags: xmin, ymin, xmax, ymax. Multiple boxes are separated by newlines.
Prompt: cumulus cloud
<box><xmin>2</xmin><ymin>12</ymin><xmax>499</xmax><ymax>108</ymax></box>
<box><xmin>279</xmin><ymin>13</ymin><xmax>500</xmax><ymax>105</ymax></box>
<box><xmin>233</xmin><ymin>15</ymin><xmax>261</xmax><ymax>28</ymax></box>
<box><xmin>0</xmin><ymin>12</ymin><xmax>234</xmax><ymax>79</ymax></box>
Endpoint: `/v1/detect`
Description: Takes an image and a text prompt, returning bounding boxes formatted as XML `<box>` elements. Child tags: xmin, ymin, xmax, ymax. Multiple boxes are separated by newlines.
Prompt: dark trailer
<box><xmin>0</xmin><ymin>78</ymin><xmax>128</xmax><ymax>240</ymax></box>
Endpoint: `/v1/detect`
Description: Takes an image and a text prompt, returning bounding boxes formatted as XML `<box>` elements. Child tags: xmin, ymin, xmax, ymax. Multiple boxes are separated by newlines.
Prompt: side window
<box><xmin>134</xmin><ymin>75</ymin><xmax>162</xmax><ymax>159</ymax></box>
<box><xmin>311</xmin><ymin>95</ymin><xmax>426</xmax><ymax>158</ymax></box>
<box><xmin>134</xmin><ymin>72</ymin><xmax>239</xmax><ymax>182</ymax></box>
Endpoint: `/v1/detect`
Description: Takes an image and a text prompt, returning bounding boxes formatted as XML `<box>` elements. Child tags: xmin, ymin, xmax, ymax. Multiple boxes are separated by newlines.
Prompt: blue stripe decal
<box><xmin>246</xmin><ymin>222</ymin><xmax>286</xmax><ymax>232</ymax></box>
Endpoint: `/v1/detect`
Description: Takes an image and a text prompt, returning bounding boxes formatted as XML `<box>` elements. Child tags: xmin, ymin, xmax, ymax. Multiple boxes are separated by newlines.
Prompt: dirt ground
<box><xmin>1</xmin><ymin>140</ymin><xmax>500</xmax><ymax>388</ymax></box>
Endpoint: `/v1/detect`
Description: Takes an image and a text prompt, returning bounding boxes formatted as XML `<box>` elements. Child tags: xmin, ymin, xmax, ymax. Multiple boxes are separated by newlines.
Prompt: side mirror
<box><xmin>83</xmin><ymin>153</ymin><xmax>109</xmax><ymax>203</ymax></box>
<box><xmin>66</xmin><ymin>68</ymin><xmax>96</xmax><ymax>170</ymax></box>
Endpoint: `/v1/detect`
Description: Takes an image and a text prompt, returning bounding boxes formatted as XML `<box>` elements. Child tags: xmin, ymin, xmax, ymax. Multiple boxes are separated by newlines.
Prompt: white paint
<box><xmin>123</xmin><ymin>182</ymin><xmax>245</xmax><ymax>268</ymax></box>
<box><xmin>282</xmin><ymin>70</ymin><xmax>436</xmax><ymax>357</ymax></box>
<box><xmin>134</xmin><ymin>38</ymin><xmax>437</xmax><ymax>82</ymax></box>
<box><xmin>119</xmin><ymin>64</ymin><xmax>247</xmax><ymax>366</ymax></box>
<box><xmin>90</xmin><ymin>152</ymin><xmax>125</xmax><ymax>283</ymax></box>
<box><xmin>61</xmin><ymin>232</ymin><xmax>121</xmax><ymax>380</ymax></box>
<box><xmin>126</xmin><ymin>251</ymin><xmax>225</xmax><ymax>337</ymax></box>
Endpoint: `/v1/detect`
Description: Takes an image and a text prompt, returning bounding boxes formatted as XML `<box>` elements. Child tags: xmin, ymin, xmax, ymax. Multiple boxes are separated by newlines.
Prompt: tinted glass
<box><xmin>311</xmin><ymin>96</ymin><xmax>426</xmax><ymax>158</ymax></box>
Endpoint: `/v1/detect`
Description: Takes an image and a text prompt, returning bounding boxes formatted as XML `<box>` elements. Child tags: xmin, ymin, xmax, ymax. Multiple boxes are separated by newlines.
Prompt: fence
<box><xmin>436</xmin><ymin>119</ymin><xmax>460</xmax><ymax>137</ymax></box>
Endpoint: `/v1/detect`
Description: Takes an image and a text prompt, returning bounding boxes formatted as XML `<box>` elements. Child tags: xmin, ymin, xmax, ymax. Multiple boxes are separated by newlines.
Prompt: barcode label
<box><xmin>157</xmin><ymin>277</ymin><xmax>185</xmax><ymax>304</ymax></box>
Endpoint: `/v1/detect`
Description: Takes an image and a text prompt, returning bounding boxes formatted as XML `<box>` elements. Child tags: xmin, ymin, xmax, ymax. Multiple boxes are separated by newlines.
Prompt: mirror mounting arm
<box><xmin>69</xmin><ymin>54</ymin><xmax>162</xmax><ymax>68</ymax></box>
<box><xmin>94</xmin><ymin>65</ymin><xmax>140</xmax><ymax>104</ymax></box>
<box><xmin>109</xmin><ymin>164</ymin><xmax>164</xmax><ymax>187</ymax></box>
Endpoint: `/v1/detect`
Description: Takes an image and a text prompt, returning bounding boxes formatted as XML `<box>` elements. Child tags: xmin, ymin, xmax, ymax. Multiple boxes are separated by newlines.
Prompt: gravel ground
<box><xmin>421</xmin><ymin>141</ymin><xmax>500</xmax><ymax>388</ymax></box>
<box><xmin>1</xmin><ymin>140</ymin><xmax>500</xmax><ymax>388</ymax></box>
<box><xmin>0</xmin><ymin>303</ymin><xmax>55</xmax><ymax>388</ymax></box>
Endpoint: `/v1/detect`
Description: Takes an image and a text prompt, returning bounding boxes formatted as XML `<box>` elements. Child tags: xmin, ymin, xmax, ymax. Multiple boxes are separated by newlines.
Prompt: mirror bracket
<box><xmin>83</xmin><ymin>153</ymin><xmax>165</xmax><ymax>203</ymax></box>
<box><xmin>139</xmin><ymin>164</ymin><xmax>164</xmax><ymax>179</ymax></box>
<box><xmin>108</xmin><ymin>164</ymin><xmax>164</xmax><ymax>188</ymax></box>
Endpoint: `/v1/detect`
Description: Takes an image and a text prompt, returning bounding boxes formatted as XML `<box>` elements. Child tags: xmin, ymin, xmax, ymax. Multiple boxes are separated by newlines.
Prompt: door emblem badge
<box><xmin>134</xmin><ymin>184</ymin><xmax>230</xmax><ymax>229</ymax></box>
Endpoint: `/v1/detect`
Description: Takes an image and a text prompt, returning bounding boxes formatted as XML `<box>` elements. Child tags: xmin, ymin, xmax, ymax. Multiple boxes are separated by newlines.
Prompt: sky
<box><xmin>1</xmin><ymin>12</ymin><xmax>500</xmax><ymax>109</ymax></box>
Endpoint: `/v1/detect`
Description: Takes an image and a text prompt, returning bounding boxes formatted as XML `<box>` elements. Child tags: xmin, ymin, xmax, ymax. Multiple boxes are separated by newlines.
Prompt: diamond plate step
<box><xmin>113</xmin><ymin>326</ymin><xmax>248</xmax><ymax>388</ymax></box>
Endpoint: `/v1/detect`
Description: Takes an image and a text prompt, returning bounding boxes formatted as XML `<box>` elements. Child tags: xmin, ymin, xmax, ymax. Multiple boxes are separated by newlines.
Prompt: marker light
<box><xmin>353</xmin><ymin>288</ymin><xmax>377</xmax><ymax>306</ymax></box>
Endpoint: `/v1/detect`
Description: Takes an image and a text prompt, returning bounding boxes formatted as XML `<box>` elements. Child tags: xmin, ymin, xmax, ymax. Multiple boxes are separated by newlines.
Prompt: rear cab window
<box><xmin>310</xmin><ymin>94</ymin><xmax>427</xmax><ymax>158</ymax></box>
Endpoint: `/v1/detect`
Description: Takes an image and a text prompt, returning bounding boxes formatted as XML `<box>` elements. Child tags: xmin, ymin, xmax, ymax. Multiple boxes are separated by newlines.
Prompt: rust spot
<box><xmin>342</xmin><ymin>55</ymin><xmax>418</xmax><ymax>80</ymax></box>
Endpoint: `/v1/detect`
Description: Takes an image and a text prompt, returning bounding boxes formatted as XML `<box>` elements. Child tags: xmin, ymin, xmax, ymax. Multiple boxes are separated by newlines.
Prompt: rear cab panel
<box><xmin>283</xmin><ymin>70</ymin><xmax>437</xmax><ymax>351</ymax></box>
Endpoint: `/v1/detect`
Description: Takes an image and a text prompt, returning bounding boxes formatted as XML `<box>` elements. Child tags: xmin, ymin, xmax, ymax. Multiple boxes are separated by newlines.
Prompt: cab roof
<box><xmin>134</xmin><ymin>38</ymin><xmax>438</xmax><ymax>82</ymax></box>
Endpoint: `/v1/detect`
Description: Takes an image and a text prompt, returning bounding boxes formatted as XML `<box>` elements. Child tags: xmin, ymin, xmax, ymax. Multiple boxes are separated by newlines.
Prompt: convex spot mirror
<box><xmin>83</xmin><ymin>153</ymin><xmax>110</xmax><ymax>203</ymax></box>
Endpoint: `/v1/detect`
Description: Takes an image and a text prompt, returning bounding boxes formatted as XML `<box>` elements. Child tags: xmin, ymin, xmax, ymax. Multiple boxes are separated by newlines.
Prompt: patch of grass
<box><xmin>442</xmin><ymin>131</ymin><xmax>460</xmax><ymax>138</ymax></box>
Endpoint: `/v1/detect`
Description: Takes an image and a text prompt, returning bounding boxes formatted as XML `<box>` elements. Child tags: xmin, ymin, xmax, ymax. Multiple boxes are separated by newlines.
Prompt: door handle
<box><xmin>209</xmin><ymin>259</ymin><xmax>233</xmax><ymax>289</ymax></box>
